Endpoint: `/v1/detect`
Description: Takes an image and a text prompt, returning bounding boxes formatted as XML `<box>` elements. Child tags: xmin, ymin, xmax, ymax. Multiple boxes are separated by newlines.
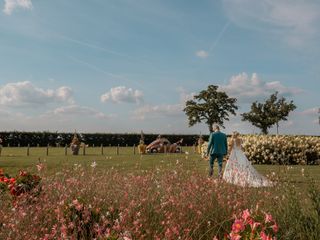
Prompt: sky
<box><xmin>0</xmin><ymin>0</ymin><xmax>319</xmax><ymax>135</ymax></box>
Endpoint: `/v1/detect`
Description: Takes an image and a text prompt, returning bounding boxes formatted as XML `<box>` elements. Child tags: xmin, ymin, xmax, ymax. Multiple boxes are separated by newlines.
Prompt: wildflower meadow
<box><xmin>0</xmin><ymin>137</ymin><xmax>319</xmax><ymax>240</ymax></box>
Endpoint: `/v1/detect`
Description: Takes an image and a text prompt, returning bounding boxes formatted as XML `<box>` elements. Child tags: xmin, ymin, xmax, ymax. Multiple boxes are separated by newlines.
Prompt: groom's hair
<box><xmin>213</xmin><ymin>124</ymin><xmax>220</xmax><ymax>131</ymax></box>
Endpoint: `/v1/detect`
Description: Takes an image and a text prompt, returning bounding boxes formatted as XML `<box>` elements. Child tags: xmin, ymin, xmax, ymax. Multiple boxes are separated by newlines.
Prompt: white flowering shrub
<box><xmin>240</xmin><ymin>135</ymin><xmax>320</xmax><ymax>165</ymax></box>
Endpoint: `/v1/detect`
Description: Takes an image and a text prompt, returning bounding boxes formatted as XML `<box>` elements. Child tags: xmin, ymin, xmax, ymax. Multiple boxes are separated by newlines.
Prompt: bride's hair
<box><xmin>232</xmin><ymin>131</ymin><xmax>240</xmax><ymax>137</ymax></box>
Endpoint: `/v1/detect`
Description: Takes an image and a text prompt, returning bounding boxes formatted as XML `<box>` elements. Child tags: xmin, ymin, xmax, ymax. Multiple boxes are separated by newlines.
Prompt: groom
<box><xmin>206</xmin><ymin>124</ymin><xmax>228</xmax><ymax>178</ymax></box>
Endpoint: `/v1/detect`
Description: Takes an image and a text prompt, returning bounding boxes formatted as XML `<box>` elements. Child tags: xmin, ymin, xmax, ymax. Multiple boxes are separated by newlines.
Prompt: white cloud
<box><xmin>100</xmin><ymin>86</ymin><xmax>143</xmax><ymax>104</ymax></box>
<box><xmin>0</xmin><ymin>109</ymin><xmax>11</xmax><ymax>119</ymax></box>
<box><xmin>41</xmin><ymin>104</ymin><xmax>114</xmax><ymax>119</ymax></box>
<box><xmin>300</xmin><ymin>107</ymin><xmax>318</xmax><ymax>116</ymax></box>
<box><xmin>195</xmin><ymin>50</ymin><xmax>209</xmax><ymax>59</ymax></box>
<box><xmin>0</xmin><ymin>81</ymin><xmax>73</xmax><ymax>107</ymax></box>
<box><xmin>133</xmin><ymin>104</ymin><xmax>183</xmax><ymax>120</ymax></box>
<box><xmin>3</xmin><ymin>0</ymin><xmax>33</xmax><ymax>15</ymax></box>
<box><xmin>219</xmin><ymin>72</ymin><xmax>302</xmax><ymax>103</ymax></box>
<box><xmin>50</xmin><ymin>105</ymin><xmax>112</xmax><ymax>119</ymax></box>
<box><xmin>222</xmin><ymin>0</ymin><xmax>320</xmax><ymax>46</ymax></box>
<box><xmin>132</xmin><ymin>88</ymin><xmax>194</xmax><ymax>120</ymax></box>
<box><xmin>282</xmin><ymin>120</ymin><xmax>294</xmax><ymax>127</ymax></box>
<box><xmin>177</xmin><ymin>87</ymin><xmax>196</xmax><ymax>103</ymax></box>
<box><xmin>0</xmin><ymin>105</ymin><xmax>115</xmax><ymax>132</ymax></box>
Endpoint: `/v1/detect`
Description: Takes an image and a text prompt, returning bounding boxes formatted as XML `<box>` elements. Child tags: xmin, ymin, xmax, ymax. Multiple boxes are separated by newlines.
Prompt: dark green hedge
<box><xmin>0</xmin><ymin>132</ymin><xmax>209</xmax><ymax>147</ymax></box>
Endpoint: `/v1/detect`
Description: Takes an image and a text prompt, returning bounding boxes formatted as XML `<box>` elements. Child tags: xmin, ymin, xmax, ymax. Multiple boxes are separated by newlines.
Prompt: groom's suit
<box><xmin>207</xmin><ymin>130</ymin><xmax>228</xmax><ymax>177</ymax></box>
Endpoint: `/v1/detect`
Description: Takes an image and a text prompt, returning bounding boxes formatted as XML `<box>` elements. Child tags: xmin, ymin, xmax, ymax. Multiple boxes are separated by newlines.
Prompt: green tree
<box><xmin>183</xmin><ymin>85</ymin><xmax>238</xmax><ymax>132</ymax></box>
<box><xmin>242</xmin><ymin>92</ymin><xmax>296</xmax><ymax>134</ymax></box>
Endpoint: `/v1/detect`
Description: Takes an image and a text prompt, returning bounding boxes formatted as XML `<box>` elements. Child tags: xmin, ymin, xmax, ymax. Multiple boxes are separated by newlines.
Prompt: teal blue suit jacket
<box><xmin>207</xmin><ymin>131</ymin><xmax>228</xmax><ymax>156</ymax></box>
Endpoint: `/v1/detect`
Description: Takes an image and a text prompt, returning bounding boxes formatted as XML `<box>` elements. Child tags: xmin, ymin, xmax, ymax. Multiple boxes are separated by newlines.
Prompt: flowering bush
<box><xmin>239</xmin><ymin>135</ymin><xmax>319</xmax><ymax>165</ymax></box>
<box><xmin>0</xmin><ymin>169</ymin><xmax>16</xmax><ymax>194</ymax></box>
<box><xmin>227</xmin><ymin>209</ymin><xmax>278</xmax><ymax>240</ymax></box>
<box><xmin>0</xmin><ymin>169</ymin><xmax>41</xmax><ymax>197</ymax></box>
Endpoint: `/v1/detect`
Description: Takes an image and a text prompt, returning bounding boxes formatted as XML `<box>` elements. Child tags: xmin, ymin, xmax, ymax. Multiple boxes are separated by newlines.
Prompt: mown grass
<box><xmin>0</xmin><ymin>146</ymin><xmax>319</xmax><ymax>188</ymax></box>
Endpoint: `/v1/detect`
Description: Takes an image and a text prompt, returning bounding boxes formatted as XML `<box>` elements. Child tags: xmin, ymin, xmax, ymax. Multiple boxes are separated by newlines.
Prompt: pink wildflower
<box><xmin>72</xmin><ymin>199</ymin><xmax>83</xmax><ymax>211</ymax></box>
<box><xmin>242</xmin><ymin>209</ymin><xmax>251</xmax><ymax>221</ymax></box>
<box><xmin>36</xmin><ymin>163</ymin><xmax>44</xmax><ymax>172</ymax></box>
<box><xmin>264</xmin><ymin>213</ymin><xmax>273</xmax><ymax>223</ymax></box>
<box><xmin>232</xmin><ymin>219</ymin><xmax>245</xmax><ymax>233</ymax></box>
<box><xmin>249</xmin><ymin>221</ymin><xmax>261</xmax><ymax>231</ymax></box>
<box><xmin>260</xmin><ymin>231</ymin><xmax>272</xmax><ymax>240</ymax></box>
<box><xmin>271</xmin><ymin>223</ymin><xmax>279</xmax><ymax>233</ymax></box>
<box><xmin>229</xmin><ymin>232</ymin><xmax>241</xmax><ymax>240</ymax></box>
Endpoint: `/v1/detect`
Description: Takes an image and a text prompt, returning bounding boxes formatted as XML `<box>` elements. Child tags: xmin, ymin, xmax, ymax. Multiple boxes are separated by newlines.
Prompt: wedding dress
<box><xmin>223</xmin><ymin>142</ymin><xmax>272</xmax><ymax>187</ymax></box>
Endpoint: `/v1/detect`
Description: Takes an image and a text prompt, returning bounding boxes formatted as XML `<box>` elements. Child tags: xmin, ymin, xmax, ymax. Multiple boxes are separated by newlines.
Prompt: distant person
<box><xmin>70</xmin><ymin>133</ymin><xmax>80</xmax><ymax>155</ymax></box>
<box><xmin>197</xmin><ymin>136</ymin><xmax>204</xmax><ymax>154</ymax></box>
<box><xmin>0</xmin><ymin>136</ymin><xmax>3</xmax><ymax>155</ymax></box>
<box><xmin>169</xmin><ymin>138</ymin><xmax>183</xmax><ymax>153</ymax></box>
<box><xmin>206</xmin><ymin>125</ymin><xmax>228</xmax><ymax>178</ymax></box>
<box><xmin>138</xmin><ymin>139</ymin><xmax>146</xmax><ymax>154</ymax></box>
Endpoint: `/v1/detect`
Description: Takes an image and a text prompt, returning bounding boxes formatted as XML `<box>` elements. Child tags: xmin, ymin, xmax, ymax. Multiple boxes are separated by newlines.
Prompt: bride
<box><xmin>223</xmin><ymin>132</ymin><xmax>272</xmax><ymax>187</ymax></box>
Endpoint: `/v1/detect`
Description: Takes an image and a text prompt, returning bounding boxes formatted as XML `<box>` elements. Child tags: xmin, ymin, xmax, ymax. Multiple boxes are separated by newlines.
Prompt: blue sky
<box><xmin>0</xmin><ymin>0</ymin><xmax>319</xmax><ymax>135</ymax></box>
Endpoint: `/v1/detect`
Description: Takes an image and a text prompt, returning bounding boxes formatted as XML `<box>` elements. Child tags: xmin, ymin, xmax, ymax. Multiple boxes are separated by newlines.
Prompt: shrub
<box><xmin>241</xmin><ymin>135</ymin><xmax>320</xmax><ymax>165</ymax></box>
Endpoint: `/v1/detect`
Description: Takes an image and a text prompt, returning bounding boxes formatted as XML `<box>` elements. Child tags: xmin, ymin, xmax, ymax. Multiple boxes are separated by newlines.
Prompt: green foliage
<box><xmin>268</xmin><ymin>176</ymin><xmax>320</xmax><ymax>240</ymax></box>
<box><xmin>183</xmin><ymin>85</ymin><xmax>238</xmax><ymax>131</ymax></box>
<box><xmin>241</xmin><ymin>92</ymin><xmax>296</xmax><ymax>134</ymax></box>
<box><xmin>0</xmin><ymin>182</ymin><xmax>7</xmax><ymax>193</ymax></box>
<box><xmin>64</xmin><ymin>199</ymin><xmax>103</xmax><ymax>240</ymax></box>
<box><xmin>0</xmin><ymin>132</ymin><xmax>205</xmax><ymax>147</ymax></box>
<box><xmin>14</xmin><ymin>171</ymin><xmax>41</xmax><ymax>196</ymax></box>
<box><xmin>309</xmin><ymin>180</ymin><xmax>320</xmax><ymax>219</ymax></box>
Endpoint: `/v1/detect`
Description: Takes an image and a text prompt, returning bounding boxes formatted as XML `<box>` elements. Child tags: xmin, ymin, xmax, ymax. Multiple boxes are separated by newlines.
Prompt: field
<box><xmin>0</xmin><ymin>146</ymin><xmax>319</xmax><ymax>184</ymax></box>
<box><xmin>1</xmin><ymin>147</ymin><xmax>320</xmax><ymax>239</ymax></box>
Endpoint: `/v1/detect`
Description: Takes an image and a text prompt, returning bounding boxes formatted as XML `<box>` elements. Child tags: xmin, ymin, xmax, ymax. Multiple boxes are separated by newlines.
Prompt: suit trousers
<box><xmin>209</xmin><ymin>153</ymin><xmax>223</xmax><ymax>177</ymax></box>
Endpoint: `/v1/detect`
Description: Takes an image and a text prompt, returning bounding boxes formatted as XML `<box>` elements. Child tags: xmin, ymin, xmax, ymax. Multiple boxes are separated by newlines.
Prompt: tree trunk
<box><xmin>276</xmin><ymin>122</ymin><xmax>279</xmax><ymax>135</ymax></box>
<box><xmin>262</xmin><ymin>127</ymin><xmax>268</xmax><ymax>135</ymax></box>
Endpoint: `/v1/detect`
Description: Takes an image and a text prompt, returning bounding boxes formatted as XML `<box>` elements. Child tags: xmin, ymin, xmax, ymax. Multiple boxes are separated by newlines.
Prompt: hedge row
<box><xmin>0</xmin><ymin>132</ymin><xmax>207</xmax><ymax>147</ymax></box>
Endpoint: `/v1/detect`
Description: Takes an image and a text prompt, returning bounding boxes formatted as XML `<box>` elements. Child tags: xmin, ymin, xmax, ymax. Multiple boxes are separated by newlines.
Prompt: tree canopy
<box><xmin>241</xmin><ymin>92</ymin><xmax>296</xmax><ymax>134</ymax></box>
<box><xmin>183</xmin><ymin>85</ymin><xmax>238</xmax><ymax>132</ymax></box>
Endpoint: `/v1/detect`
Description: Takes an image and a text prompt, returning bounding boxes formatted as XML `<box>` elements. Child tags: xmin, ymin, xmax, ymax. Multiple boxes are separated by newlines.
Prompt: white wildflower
<box><xmin>91</xmin><ymin>161</ymin><xmax>97</xmax><ymax>168</ymax></box>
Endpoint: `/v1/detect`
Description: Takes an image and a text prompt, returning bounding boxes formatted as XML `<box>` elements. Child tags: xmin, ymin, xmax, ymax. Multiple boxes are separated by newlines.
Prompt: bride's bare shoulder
<box><xmin>235</xmin><ymin>137</ymin><xmax>242</xmax><ymax>147</ymax></box>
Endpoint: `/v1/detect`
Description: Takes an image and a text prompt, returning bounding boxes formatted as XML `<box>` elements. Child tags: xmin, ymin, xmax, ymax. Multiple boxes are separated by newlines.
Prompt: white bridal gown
<box><xmin>223</xmin><ymin>142</ymin><xmax>272</xmax><ymax>187</ymax></box>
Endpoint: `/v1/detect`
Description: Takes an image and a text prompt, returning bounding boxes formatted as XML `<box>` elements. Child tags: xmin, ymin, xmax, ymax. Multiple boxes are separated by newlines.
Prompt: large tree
<box><xmin>242</xmin><ymin>92</ymin><xmax>296</xmax><ymax>134</ymax></box>
<box><xmin>183</xmin><ymin>85</ymin><xmax>238</xmax><ymax>132</ymax></box>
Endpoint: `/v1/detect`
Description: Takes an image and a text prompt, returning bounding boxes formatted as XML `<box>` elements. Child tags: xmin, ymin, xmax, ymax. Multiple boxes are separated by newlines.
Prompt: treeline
<box><xmin>0</xmin><ymin>132</ymin><xmax>208</xmax><ymax>147</ymax></box>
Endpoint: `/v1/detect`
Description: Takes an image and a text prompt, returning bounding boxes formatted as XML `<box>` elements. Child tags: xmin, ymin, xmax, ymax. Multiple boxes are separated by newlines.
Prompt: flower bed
<box><xmin>242</xmin><ymin>135</ymin><xmax>320</xmax><ymax>165</ymax></box>
<box><xmin>0</xmin><ymin>165</ymin><xmax>319</xmax><ymax>239</ymax></box>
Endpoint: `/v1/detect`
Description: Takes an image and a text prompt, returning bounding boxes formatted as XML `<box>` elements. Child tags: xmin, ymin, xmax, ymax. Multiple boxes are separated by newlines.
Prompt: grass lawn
<box><xmin>0</xmin><ymin>146</ymin><xmax>319</xmax><ymax>187</ymax></box>
<box><xmin>1</xmin><ymin>147</ymin><xmax>320</xmax><ymax>239</ymax></box>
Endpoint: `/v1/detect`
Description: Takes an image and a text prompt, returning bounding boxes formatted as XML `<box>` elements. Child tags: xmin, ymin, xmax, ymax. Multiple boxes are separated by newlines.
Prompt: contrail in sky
<box><xmin>209</xmin><ymin>21</ymin><xmax>230</xmax><ymax>53</ymax></box>
<box><xmin>67</xmin><ymin>55</ymin><xmax>135</xmax><ymax>83</ymax></box>
<box><xmin>58</xmin><ymin>34</ymin><xmax>151</xmax><ymax>65</ymax></box>
<box><xmin>67</xmin><ymin>55</ymin><xmax>169</xmax><ymax>102</ymax></box>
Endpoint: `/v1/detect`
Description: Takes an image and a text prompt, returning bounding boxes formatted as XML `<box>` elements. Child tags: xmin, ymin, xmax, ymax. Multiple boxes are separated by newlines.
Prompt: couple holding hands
<box><xmin>205</xmin><ymin>125</ymin><xmax>271</xmax><ymax>187</ymax></box>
